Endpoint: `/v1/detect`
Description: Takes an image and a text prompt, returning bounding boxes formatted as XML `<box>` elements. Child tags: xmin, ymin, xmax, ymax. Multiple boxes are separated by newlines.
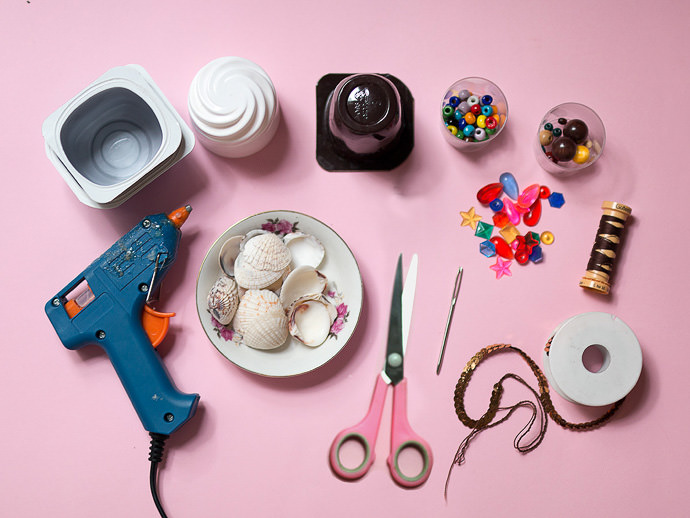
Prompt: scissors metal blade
<box><xmin>383</xmin><ymin>254</ymin><xmax>404</xmax><ymax>386</ymax></box>
<box><xmin>401</xmin><ymin>253</ymin><xmax>418</xmax><ymax>356</ymax></box>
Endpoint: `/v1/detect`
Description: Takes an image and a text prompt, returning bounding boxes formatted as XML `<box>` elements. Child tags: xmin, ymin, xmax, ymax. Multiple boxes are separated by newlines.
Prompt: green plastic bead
<box><xmin>553</xmin><ymin>127</ymin><xmax>562</xmax><ymax>137</ymax></box>
<box><xmin>486</xmin><ymin>127</ymin><xmax>496</xmax><ymax>135</ymax></box>
<box><xmin>544</xmin><ymin>122</ymin><xmax>553</xmax><ymax>131</ymax></box>
<box><xmin>475</xmin><ymin>221</ymin><xmax>494</xmax><ymax>239</ymax></box>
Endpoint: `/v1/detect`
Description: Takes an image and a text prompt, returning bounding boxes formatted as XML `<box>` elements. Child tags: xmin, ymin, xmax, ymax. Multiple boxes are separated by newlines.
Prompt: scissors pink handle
<box><xmin>329</xmin><ymin>375</ymin><xmax>388</xmax><ymax>480</ymax></box>
<box><xmin>387</xmin><ymin>378</ymin><xmax>433</xmax><ymax>487</ymax></box>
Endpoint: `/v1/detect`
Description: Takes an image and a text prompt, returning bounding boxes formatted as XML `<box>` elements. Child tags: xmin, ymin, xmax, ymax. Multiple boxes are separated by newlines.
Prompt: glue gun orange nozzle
<box><xmin>168</xmin><ymin>205</ymin><xmax>192</xmax><ymax>229</ymax></box>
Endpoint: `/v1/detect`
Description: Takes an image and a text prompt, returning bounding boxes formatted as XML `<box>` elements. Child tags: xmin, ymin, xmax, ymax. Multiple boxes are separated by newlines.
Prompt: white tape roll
<box><xmin>542</xmin><ymin>312</ymin><xmax>642</xmax><ymax>407</ymax></box>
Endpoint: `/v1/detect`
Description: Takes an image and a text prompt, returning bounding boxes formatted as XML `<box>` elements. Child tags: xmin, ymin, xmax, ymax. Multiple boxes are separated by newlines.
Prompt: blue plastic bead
<box><xmin>457</xmin><ymin>101</ymin><xmax>471</xmax><ymax>115</ymax></box>
<box><xmin>529</xmin><ymin>245</ymin><xmax>543</xmax><ymax>263</ymax></box>
<box><xmin>480</xmin><ymin>240</ymin><xmax>496</xmax><ymax>258</ymax></box>
<box><xmin>481</xmin><ymin>95</ymin><xmax>493</xmax><ymax>106</ymax></box>
<box><xmin>457</xmin><ymin>118</ymin><xmax>467</xmax><ymax>129</ymax></box>
<box><xmin>548</xmin><ymin>192</ymin><xmax>565</xmax><ymax>208</ymax></box>
<box><xmin>481</xmin><ymin>105</ymin><xmax>493</xmax><ymax>117</ymax></box>
<box><xmin>489</xmin><ymin>198</ymin><xmax>504</xmax><ymax>212</ymax></box>
<box><xmin>463</xmin><ymin>124</ymin><xmax>475</xmax><ymax>137</ymax></box>
<box><xmin>499</xmin><ymin>172</ymin><xmax>519</xmax><ymax>200</ymax></box>
<box><xmin>448</xmin><ymin>96</ymin><xmax>460</xmax><ymax>107</ymax></box>
<box><xmin>458</xmin><ymin>89</ymin><xmax>471</xmax><ymax>101</ymax></box>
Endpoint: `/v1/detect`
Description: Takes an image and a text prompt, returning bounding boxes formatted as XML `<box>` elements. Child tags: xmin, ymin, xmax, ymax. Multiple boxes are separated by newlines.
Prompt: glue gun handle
<box><xmin>103</xmin><ymin>321</ymin><xmax>199</xmax><ymax>435</ymax></box>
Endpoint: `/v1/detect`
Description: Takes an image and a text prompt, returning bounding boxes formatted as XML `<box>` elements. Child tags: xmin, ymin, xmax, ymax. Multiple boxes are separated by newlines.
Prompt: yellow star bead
<box><xmin>460</xmin><ymin>207</ymin><xmax>482</xmax><ymax>230</ymax></box>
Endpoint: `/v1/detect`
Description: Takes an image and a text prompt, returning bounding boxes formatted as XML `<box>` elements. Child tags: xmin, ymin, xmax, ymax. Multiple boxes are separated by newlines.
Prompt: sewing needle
<box><xmin>436</xmin><ymin>266</ymin><xmax>463</xmax><ymax>375</ymax></box>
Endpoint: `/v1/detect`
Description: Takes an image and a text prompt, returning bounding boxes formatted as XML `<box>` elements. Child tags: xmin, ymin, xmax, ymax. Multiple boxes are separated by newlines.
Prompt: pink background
<box><xmin>1</xmin><ymin>1</ymin><xmax>688</xmax><ymax>516</ymax></box>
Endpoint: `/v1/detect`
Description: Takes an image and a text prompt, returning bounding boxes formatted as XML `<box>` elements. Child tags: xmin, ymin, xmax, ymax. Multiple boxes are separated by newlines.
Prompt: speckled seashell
<box><xmin>279</xmin><ymin>265</ymin><xmax>327</xmax><ymax>310</ymax></box>
<box><xmin>207</xmin><ymin>276</ymin><xmax>239</xmax><ymax>325</ymax></box>
<box><xmin>242</xmin><ymin>233</ymin><xmax>292</xmax><ymax>272</ymax></box>
<box><xmin>232</xmin><ymin>289</ymin><xmax>283</xmax><ymax>335</ymax></box>
<box><xmin>242</xmin><ymin>311</ymin><xmax>289</xmax><ymax>350</ymax></box>
<box><xmin>283</xmin><ymin>232</ymin><xmax>325</xmax><ymax>268</ymax></box>
<box><xmin>288</xmin><ymin>297</ymin><xmax>337</xmax><ymax>347</ymax></box>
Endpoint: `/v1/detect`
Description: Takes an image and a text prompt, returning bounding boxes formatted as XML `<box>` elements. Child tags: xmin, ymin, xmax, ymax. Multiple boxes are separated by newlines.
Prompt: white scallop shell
<box><xmin>279</xmin><ymin>265</ymin><xmax>327</xmax><ymax>310</ymax></box>
<box><xmin>234</xmin><ymin>253</ymin><xmax>286</xmax><ymax>289</ymax></box>
<box><xmin>242</xmin><ymin>311</ymin><xmax>289</xmax><ymax>350</ymax></box>
<box><xmin>283</xmin><ymin>232</ymin><xmax>325</xmax><ymax>268</ymax></box>
<box><xmin>288</xmin><ymin>297</ymin><xmax>337</xmax><ymax>347</ymax></box>
<box><xmin>232</xmin><ymin>289</ymin><xmax>283</xmax><ymax>335</ymax></box>
<box><xmin>242</xmin><ymin>232</ymin><xmax>292</xmax><ymax>272</ymax></box>
<box><xmin>207</xmin><ymin>276</ymin><xmax>239</xmax><ymax>325</ymax></box>
<box><xmin>218</xmin><ymin>235</ymin><xmax>244</xmax><ymax>277</ymax></box>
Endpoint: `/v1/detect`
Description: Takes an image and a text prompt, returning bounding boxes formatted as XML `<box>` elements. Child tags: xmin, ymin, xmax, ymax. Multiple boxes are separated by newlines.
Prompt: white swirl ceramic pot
<box><xmin>188</xmin><ymin>57</ymin><xmax>280</xmax><ymax>158</ymax></box>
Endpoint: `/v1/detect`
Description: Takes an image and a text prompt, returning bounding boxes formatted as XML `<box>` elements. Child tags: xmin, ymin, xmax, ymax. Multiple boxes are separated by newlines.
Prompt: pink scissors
<box><xmin>329</xmin><ymin>254</ymin><xmax>432</xmax><ymax>487</ymax></box>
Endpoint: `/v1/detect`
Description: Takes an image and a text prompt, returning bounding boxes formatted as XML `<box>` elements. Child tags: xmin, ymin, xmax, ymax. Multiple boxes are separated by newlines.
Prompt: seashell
<box><xmin>288</xmin><ymin>297</ymin><xmax>337</xmax><ymax>347</ymax></box>
<box><xmin>241</xmin><ymin>311</ymin><xmax>289</xmax><ymax>350</ymax></box>
<box><xmin>239</xmin><ymin>229</ymin><xmax>269</xmax><ymax>251</ymax></box>
<box><xmin>283</xmin><ymin>232</ymin><xmax>325</xmax><ymax>268</ymax></box>
<box><xmin>234</xmin><ymin>253</ymin><xmax>286</xmax><ymax>289</ymax></box>
<box><xmin>279</xmin><ymin>265</ymin><xmax>327</xmax><ymax>310</ymax></box>
<box><xmin>218</xmin><ymin>235</ymin><xmax>244</xmax><ymax>277</ymax></box>
<box><xmin>241</xmin><ymin>233</ymin><xmax>292</xmax><ymax>272</ymax></box>
<box><xmin>207</xmin><ymin>276</ymin><xmax>240</xmax><ymax>325</ymax></box>
<box><xmin>232</xmin><ymin>289</ymin><xmax>283</xmax><ymax>335</ymax></box>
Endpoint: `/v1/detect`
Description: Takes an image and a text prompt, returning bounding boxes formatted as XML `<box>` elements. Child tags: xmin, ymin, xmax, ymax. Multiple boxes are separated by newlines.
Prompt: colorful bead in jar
<box><xmin>470</xmin><ymin>104</ymin><xmax>482</xmax><ymax>116</ymax></box>
<box><xmin>476</xmin><ymin>115</ymin><xmax>487</xmax><ymax>128</ymax></box>
<box><xmin>448</xmin><ymin>96</ymin><xmax>460</xmax><ymax>108</ymax></box>
<box><xmin>551</xmin><ymin>136</ymin><xmax>577</xmax><ymax>162</ymax></box>
<box><xmin>481</xmin><ymin>105</ymin><xmax>493</xmax><ymax>117</ymax></box>
<box><xmin>481</xmin><ymin>95</ymin><xmax>493</xmax><ymax>106</ymax></box>
<box><xmin>539</xmin><ymin>129</ymin><xmax>553</xmax><ymax>146</ymax></box>
<box><xmin>572</xmin><ymin>145</ymin><xmax>590</xmax><ymax>164</ymax></box>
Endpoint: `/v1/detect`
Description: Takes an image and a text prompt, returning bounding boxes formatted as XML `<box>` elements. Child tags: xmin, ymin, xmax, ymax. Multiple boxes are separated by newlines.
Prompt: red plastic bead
<box><xmin>517</xmin><ymin>184</ymin><xmax>540</xmax><ymax>209</ymax></box>
<box><xmin>492</xmin><ymin>212</ymin><xmax>510</xmax><ymax>228</ymax></box>
<box><xmin>490</xmin><ymin>236</ymin><xmax>514</xmax><ymax>259</ymax></box>
<box><xmin>477</xmin><ymin>183</ymin><xmax>504</xmax><ymax>204</ymax></box>
<box><xmin>539</xmin><ymin>185</ymin><xmax>551</xmax><ymax>199</ymax></box>
<box><xmin>523</xmin><ymin>198</ymin><xmax>542</xmax><ymax>227</ymax></box>
<box><xmin>470</xmin><ymin>104</ymin><xmax>482</xmax><ymax>115</ymax></box>
<box><xmin>485</xmin><ymin>116</ymin><xmax>497</xmax><ymax>129</ymax></box>
<box><xmin>524</xmin><ymin>232</ymin><xmax>539</xmax><ymax>253</ymax></box>
<box><xmin>515</xmin><ymin>249</ymin><xmax>530</xmax><ymax>265</ymax></box>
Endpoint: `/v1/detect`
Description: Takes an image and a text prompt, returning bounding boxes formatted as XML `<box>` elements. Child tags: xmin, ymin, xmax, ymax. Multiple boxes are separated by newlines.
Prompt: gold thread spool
<box><xmin>579</xmin><ymin>201</ymin><xmax>632</xmax><ymax>295</ymax></box>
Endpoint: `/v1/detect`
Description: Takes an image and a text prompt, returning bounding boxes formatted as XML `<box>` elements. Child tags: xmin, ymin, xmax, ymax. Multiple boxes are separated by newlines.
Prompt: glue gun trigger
<box><xmin>142</xmin><ymin>305</ymin><xmax>175</xmax><ymax>348</ymax></box>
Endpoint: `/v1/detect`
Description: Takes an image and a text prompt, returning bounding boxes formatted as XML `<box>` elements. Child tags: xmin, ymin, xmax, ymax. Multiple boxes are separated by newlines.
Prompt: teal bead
<box><xmin>475</xmin><ymin>221</ymin><xmax>494</xmax><ymax>239</ymax></box>
<box><xmin>552</xmin><ymin>127</ymin><xmax>562</xmax><ymax>137</ymax></box>
<box><xmin>544</xmin><ymin>122</ymin><xmax>553</xmax><ymax>131</ymax></box>
<box><xmin>463</xmin><ymin>124</ymin><xmax>475</xmax><ymax>137</ymax></box>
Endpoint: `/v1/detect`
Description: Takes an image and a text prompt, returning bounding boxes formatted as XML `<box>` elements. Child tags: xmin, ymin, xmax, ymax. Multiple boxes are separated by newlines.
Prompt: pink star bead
<box><xmin>490</xmin><ymin>257</ymin><xmax>513</xmax><ymax>279</ymax></box>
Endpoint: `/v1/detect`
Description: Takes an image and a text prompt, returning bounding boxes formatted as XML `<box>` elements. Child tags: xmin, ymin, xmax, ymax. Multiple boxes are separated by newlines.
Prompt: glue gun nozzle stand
<box><xmin>45</xmin><ymin>205</ymin><xmax>199</xmax><ymax>517</ymax></box>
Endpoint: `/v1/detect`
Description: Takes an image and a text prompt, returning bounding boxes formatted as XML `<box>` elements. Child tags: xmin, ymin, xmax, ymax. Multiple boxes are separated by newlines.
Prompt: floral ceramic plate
<box><xmin>196</xmin><ymin>210</ymin><xmax>363</xmax><ymax>377</ymax></box>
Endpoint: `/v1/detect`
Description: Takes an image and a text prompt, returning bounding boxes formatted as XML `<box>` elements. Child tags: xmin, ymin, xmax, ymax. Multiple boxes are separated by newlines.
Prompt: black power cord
<box><xmin>148</xmin><ymin>433</ymin><xmax>170</xmax><ymax>518</ymax></box>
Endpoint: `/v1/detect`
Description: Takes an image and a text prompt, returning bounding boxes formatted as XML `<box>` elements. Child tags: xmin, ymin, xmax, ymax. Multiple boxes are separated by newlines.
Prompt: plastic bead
<box><xmin>457</xmin><ymin>118</ymin><xmax>467</xmax><ymax>130</ymax></box>
<box><xmin>563</xmin><ymin>119</ymin><xmax>589</xmax><ymax>143</ymax></box>
<box><xmin>539</xmin><ymin>129</ymin><xmax>553</xmax><ymax>146</ymax></box>
<box><xmin>481</xmin><ymin>105</ymin><xmax>493</xmax><ymax>117</ymax></box>
<box><xmin>523</xmin><ymin>198</ymin><xmax>542</xmax><ymax>227</ymax></box>
<box><xmin>474</xmin><ymin>128</ymin><xmax>488</xmax><ymax>141</ymax></box>
<box><xmin>463</xmin><ymin>124</ymin><xmax>475</xmax><ymax>137</ymax></box>
<box><xmin>548</xmin><ymin>192</ymin><xmax>565</xmax><ymax>208</ymax></box>
<box><xmin>474</xmin><ymin>221</ymin><xmax>494</xmax><ymax>239</ymax></box>
<box><xmin>539</xmin><ymin>185</ymin><xmax>551</xmax><ymax>199</ymax></box>
<box><xmin>448</xmin><ymin>96</ymin><xmax>460</xmax><ymax>108</ymax></box>
<box><xmin>557</xmin><ymin>117</ymin><xmax>567</xmax><ymax>125</ymax></box>
<box><xmin>480</xmin><ymin>240</ymin><xmax>496</xmax><ymax>258</ymax></box>
<box><xmin>492</xmin><ymin>212</ymin><xmax>510</xmax><ymax>228</ymax></box>
<box><xmin>499</xmin><ymin>172</ymin><xmax>519</xmax><ymax>200</ymax></box>
<box><xmin>517</xmin><ymin>184</ymin><xmax>540</xmax><ymax>209</ymax></box>
<box><xmin>467</xmin><ymin>95</ymin><xmax>480</xmax><ymax>106</ymax></box>
<box><xmin>454</xmin><ymin>109</ymin><xmax>463</xmax><ymax>121</ymax></box>
<box><xmin>485</xmin><ymin>127</ymin><xmax>496</xmax><ymax>135</ymax></box>
<box><xmin>540</xmin><ymin>231</ymin><xmax>555</xmax><ymax>245</ymax></box>
<box><xmin>523</xmin><ymin>232</ymin><xmax>539</xmax><ymax>253</ymax></box>
<box><xmin>489</xmin><ymin>257</ymin><xmax>512</xmax><ymax>279</ymax></box>
<box><xmin>489</xmin><ymin>198</ymin><xmax>504</xmax><ymax>212</ymax></box>
<box><xmin>458</xmin><ymin>101</ymin><xmax>471</xmax><ymax>115</ymax></box>
<box><xmin>502</xmin><ymin>197</ymin><xmax>521</xmax><ymax>225</ymax></box>
<box><xmin>551</xmin><ymin>137</ymin><xmax>577</xmax><ymax>161</ymax></box>
<box><xmin>485</xmin><ymin>116</ymin><xmax>497</xmax><ymax>130</ymax></box>
<box><xmin>481</xmin><ymin>95</ymin><xmax>493</xmax><ymax>106</ymax></box>
<box><xmin>514</xmin><ymin>249</ymin><xmax>530</xmax><ymax>265</ymax></box>
<box><xmin>552</xmin><ymin>128</ymin><xmax>562</xmax><ymax>137</ymax></box>
<box><xmin>477</xmin><ymin>183</ymin><xmax>504</xmax><ymax>204</ymax></box>
<box><xmin>464</xmin><ymin>112</ymin><xmax>477</xmax><ymax>125</ymax></box>
<box><xmin>443</xmin><ymin>105</ymin><xmax>455</xmax><ymax>121</ymax></box>
<box><xmin>529</xmin><ymin>245</ymin><xmax>543</xmax><ymax>263</ymax></box>
<box><xmin>499</xmin><ymin>223</ymin><xmax>520</xmax><ymax>243</ymax></box>
<box><xmin>490</xmin><ymin>236</ymin><xmax>514</xmax><ymax>259</ymax></box>
<box><xmin>458</xmin><ymin>89</ymin><xmax>471</xmax><ymax>101</ymax></box>
<box><xmin>476</xmin><ymin>114</ymin><xmax>487</xmax><ymax>128</ymax></box>
<box><xmin>460</xmin><ymin>207</ymin><xmax>482</xmax><ymax>230</ymax></box>
<box><xmin>447</xmin><ymin>125</ymin><xmax>458</xmax><ymax>136</ymax></box>
<box><xmin>544</xmin><ymin>122</ymin><xmax>553</xmax><ymax>131</ymax></box>
<box><xmin>470</xmin><ymin>104</ymin><xmax>482</xmax><ymax>116</ymax></box>
<box><xmin>572</xmin><ymin>145</ymin><xmax>590</xmax><ymax>164</ymax></box>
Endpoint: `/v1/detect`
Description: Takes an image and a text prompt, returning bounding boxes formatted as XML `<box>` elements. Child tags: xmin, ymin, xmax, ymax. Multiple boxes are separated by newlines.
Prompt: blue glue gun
<box><xmin>45</xmin><ymin>206</ymin><xmax>199</xmax><ymax>436</ymax></box>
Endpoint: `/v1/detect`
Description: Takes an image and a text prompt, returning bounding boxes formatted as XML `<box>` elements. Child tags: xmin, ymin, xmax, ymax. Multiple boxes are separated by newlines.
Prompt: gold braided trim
<box><xmin>453</xmin><ymin>344</ymin><xmax>625</xmax><ymax>431</ymax></box>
